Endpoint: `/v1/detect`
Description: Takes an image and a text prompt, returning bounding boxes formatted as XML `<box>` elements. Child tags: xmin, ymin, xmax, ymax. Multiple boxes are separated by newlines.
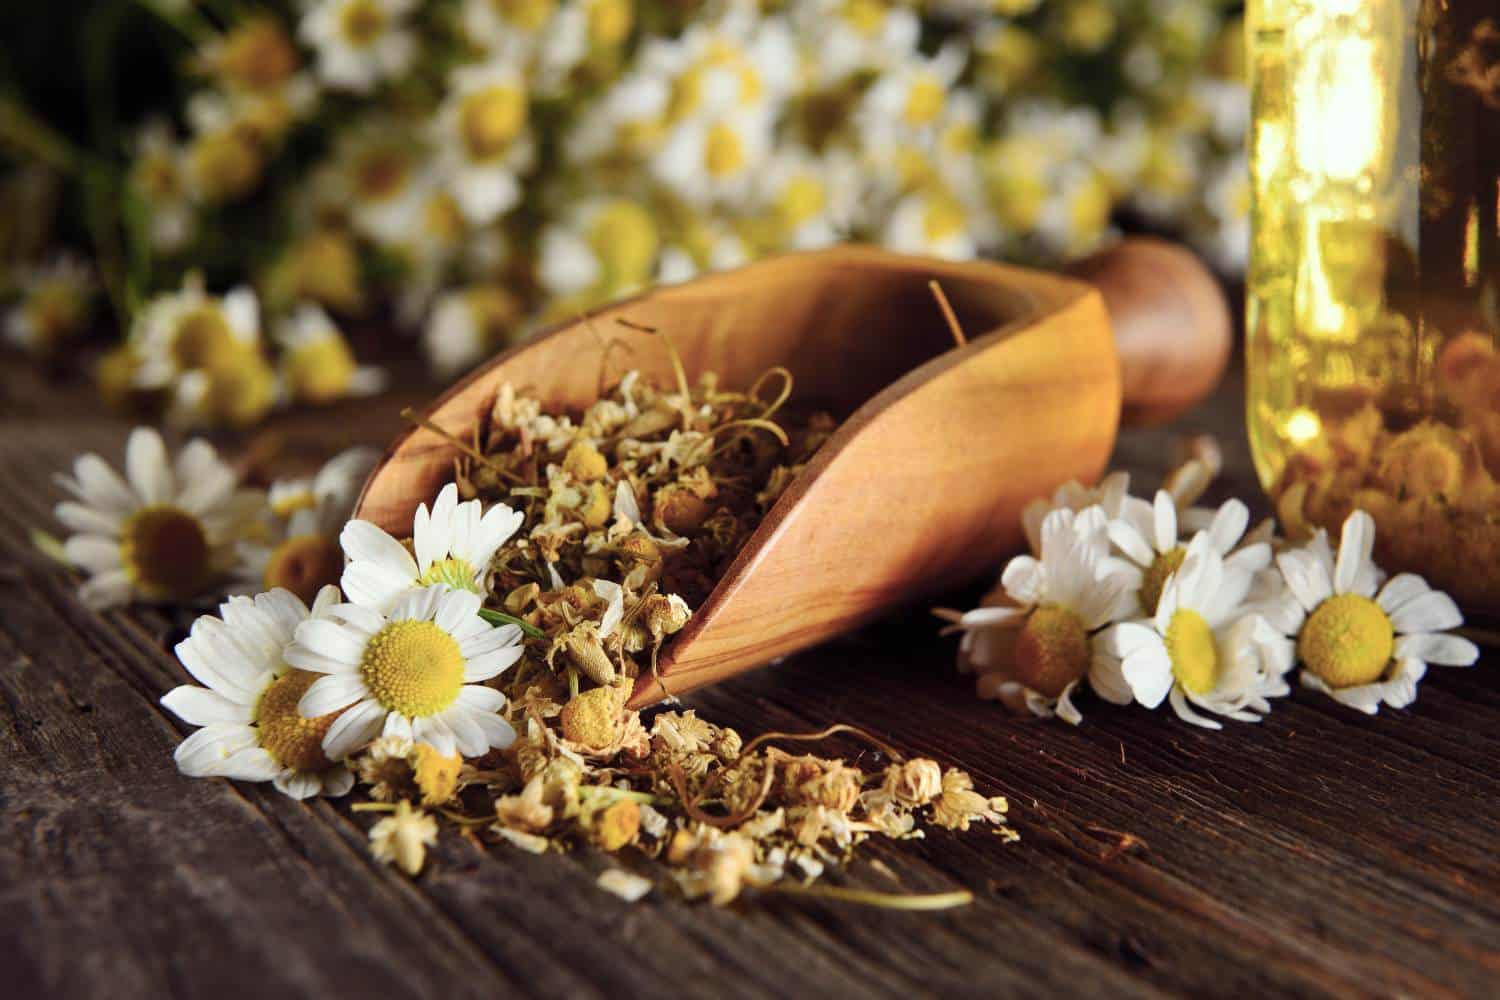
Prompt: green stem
<box><xmin>0</xmin><ymin>96</ymin><xmax>83</xmax><ymax>174</ymax></box>
<box><xmin>762</xmin><ymin>883</ymin><xmax>974</xmax><ymax>910</ymax></box>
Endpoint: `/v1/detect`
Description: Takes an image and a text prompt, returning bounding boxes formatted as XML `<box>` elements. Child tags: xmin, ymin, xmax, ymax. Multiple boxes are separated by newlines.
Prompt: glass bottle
<box><xmin>1246</xmin><ymin>0</ymin><xmax>1500</xmax><ymax>608</ymax></box>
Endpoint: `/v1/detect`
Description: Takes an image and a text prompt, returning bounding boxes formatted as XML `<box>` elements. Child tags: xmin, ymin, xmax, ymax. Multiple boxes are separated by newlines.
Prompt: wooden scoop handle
<box><xmin>1067</xmin><ymin>237</ymin><xmax>1232</xmax><ymax>427</ymax></box>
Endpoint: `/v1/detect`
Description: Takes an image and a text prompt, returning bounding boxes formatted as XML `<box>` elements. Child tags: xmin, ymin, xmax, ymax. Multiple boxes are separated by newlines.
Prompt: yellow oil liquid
<box><xmin>1246</xmin><ymin>0</ymin><xmax>1500</xmax><ymax>606</ymax></box>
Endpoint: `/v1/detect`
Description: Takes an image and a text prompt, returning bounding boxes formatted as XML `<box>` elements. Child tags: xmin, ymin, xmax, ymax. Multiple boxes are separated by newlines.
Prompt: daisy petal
<box><xmin>125</xmin><ymin>427</ymin><xmax>173</xmax><ymax>506</ymax></box>
<box><xmin>1394</xmin><ymin>632</ymin><xmax>1478</xmax><ymax>667</ymax></box>
<box><xmin>299</xmin><ymin>672</ymin><xmax>369</xmax><ymax>717</ymax></box>
<box><xmin>161</xmin><ymin>685</ymin><xmax>252</xmax><ymax>726</ymax></box>
<box><xmin>321</xmin><ymin>698</ymin><xmax>387</xmax><ymax>759</ymax></box>
<box><xmin>1388</xmin><ymin>590</ymin><xmax>1463</xmax><ymax>635</ymax></box>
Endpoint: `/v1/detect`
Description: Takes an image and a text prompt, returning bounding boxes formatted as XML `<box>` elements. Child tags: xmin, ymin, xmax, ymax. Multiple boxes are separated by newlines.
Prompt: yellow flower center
<box><xmin>264</xmin><ymin>534</ymin><xmax>345</xmax><ymax>606</ymax></box>
<box><xmin>1140</xmin><ymin>545</ymin><xmax>1187</xmax><ymax>616</ymax></box>
<box><xmin>1165</xmin><ymin>608</ymin><xmax>1218</xmax><ymax>696</ymax></box>
<box><xmin>361</xmin><ymin>620</ymin><xmax>466</xmax><ymax>718</ymax></box>
<box><xmin>903</xmin><ymin>75</ymin><xmax>945</xmax><ymax>126</ymax></box>
<box><xmin>1299</xmin><ymin>593</ymin><xmax>1394</xmax><ymax>688</ymax></box>
<box><xmin>354</xmin><ymin>148</ymin><xmax>411</xmax><ymax>201</ymax></box>
<box><xmin>777</xmin><ymin>175</ymin><xmax>827</xmax><ymax>229</ymax></box>
<box><xmin>423</xmin><ymin>192</ymin><xmax>465</xmax><ymax>245</ymax></box>
<box><xmin>121</xmin><ymin>505</ymin><xmax>211</xmax><ymax>600</ymax></box>
<box><xmin>256</xmin><ymin>668</ymin><xmax>340</xmax><ymax>772</ymax></box>
<box><xmin>202</xmin><ymin>344</ymin><xmax>278</xmax><ymax>427</ymax></box>
<box><xmin>922</xmin><ymin>192</ymin><xmax>966</xmax><ymax>242</ymax></box>
<box><xmin>1013</xmin><ymin>604</ymin><xmax>1089</xmax><ymax>698</ymax></box>
<box><xmin>417</xmin><ymin>556</ymin><xmax>481</xmax><ymax>592</ymax></box>
<box><xmin>171</xmin><ymin>306</ymin><xmax>238</xmax><ymax>372</ymax></box>
<box><xmin>414</xmin><ymin>744</ymin><xmax>462</xmax><ymax>805</ymax></box>
<box><xmin>585</xmin><ymin>0</ymin><xmax>632</xmax><ymax>47</ymax></box>
<box><xmin>217</xmin><ymin>18</ymin><xmax>297</xmax><ymax>91</ymax></box>
<box><xmin>589</xmin><ymin>201</ymin><xmax>658</xmax><ymax>291</ymax></box>
<box><xmin>284</xmin><ymin>334</ymin><xmax>357</xmax><ymax>404</ymax></box>
<box><xmin>704</xmin><ymin>123</ymin><xmax>747</xmax><ymax>178</ymax></box>
<box><xmin>286</xmin><ymin>230</ymin><xmax>363</xmax><ymax>313</ymax></box>
<box><xmin>189</xmin><ymin>128</ymin><xmax>263</xmax><ymax>202</ymax></box>
<box><xmin>339</xmin><ymin>0</ymin><xmax>387</xmax><ymax>45</ymax></box>
<box><xmin>492</xmin><ymin>0</ymin><xmax>554</xmax><ymax>31</ymax></box>
<box><xmin>843</xmin><ymin>0</ymin><xmax>886</xmax><ymax>36</ymax></box>
<box><xmin>461</xmin><ymin>86</ymin><xmax>527</xmax><ymax>161</ymax></box>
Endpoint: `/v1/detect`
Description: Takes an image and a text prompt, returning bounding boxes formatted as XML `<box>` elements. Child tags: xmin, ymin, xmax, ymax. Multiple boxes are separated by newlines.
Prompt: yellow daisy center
<box><xmin>777</xmin><ymin>175</ymin><xmax>827</xmax><ymax>229</ymax></box>
<box><xmin>903</xmin><ymin>75</ymin><xmax>945</xmax><ymax>126</ymax></box>
<box><xmin>361</xmin><ymin>620</ymin><xmax>466</xmax><ymax>718</ymax></box>
<box><xmin>704</xmin><ymin>123</ymin><xmax>747</xmax><ymax>178</ymax></box>
<box><xmin>171</xmin><ymin>306</ymin><xmax>238</xmax><ymax>372</ymax></box>
<box><xmin>417</xmin><ymin>556</ymin><xmax>481</xmax><ymax>592</ymax></box>
<box><xmin>1165</xmin><ymin>608</ymin><xmax>1218</xmax><ymax>696</ymax></box>
<box><xmin>340</xmin><ymin>0</ymin><xmax>387</xmax><ymax>45</ymax></box>
<box><xmin>121</xmin><ymin>505</ymin><xmax>211</xmax><ymax>600</ymax></box>
<box><xmin>264</xmin><ymin>534</ymin><xmax>345</xmax><ymax>606</ymax></box>
<box><xmin>1013</xmin><ymin>604</ymin><xmax>1089</xmax><ymax>698</ymax></box>
<box><xmin>589</xmin><ymin>201</ymin><xmax>658</xmax><ymax>290</ymax></box>
<box><xmin>461</xmin><ymin>86</ymin><xmax>527</xmax><ymax>161</ymax></box>
<box><xmin>188</xmin><ymin>128</ymin><xmax>263</xmax><ymax>202</ymax></box>
<box><xmin>202</xmin><ymin>344</ymin><xmax>278</xmax><ymax>427</ymax></box>
<box><xmin>1298</xmin><ymin>594</ymin><xmax>1394</xmax><ymax>688</ymax></box>
<box><xmin>1140</xmin><ymin>545</ymin><xmax>1187</xmax><ymax>616</ymax></box>
<box><xmin>256</xmin><ymin>668</ymin><xmax>340</xmax><ymax>772</ymax></box>
<box><xmin>922</xmin><ymin>192</ymin><xmax>966</xmax><ymax>242</ymax></box>
<box><xmin>413</xmin><ymin>744</ymin><xmax>462</xmax><ymax>806</ymax></box>
<box><xmin>586</xmin><ymin>0</ymin><xmax>632</xmax><ymax>47</ymax></box>
<box><xmin>493</xmin><ymin>0</ymin><xmax>554</xmax><ymax>31</ymax></box>
<box><xmin>284</xmin><ymin>335</ymin><xmax>357</xmax><ymax>403</ymax></box>
<box><xmin>843</xmin><ymin>0</ymin><xmax>886</xmax><ymax>36</ymax></box>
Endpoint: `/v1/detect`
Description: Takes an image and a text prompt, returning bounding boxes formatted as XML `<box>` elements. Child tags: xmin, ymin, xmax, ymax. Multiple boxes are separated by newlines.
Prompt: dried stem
<box><xmin>762</xmin><ymin>882</ymin><xmax>973</xmax><ymax>910</ymax></box>
<box><xmin>739</xmin><ymin>723</ymin><xmax>906</xmax><ymax>764</ymax></box>
<box><xmin>929</xmin><ymin>280</ymin><xmax>967</xmax><ymax>348</ymax></box>
<box><xmin>400</xmin><ymin>407</ymin><xmax>525</xmax><ymax>484</ymax></box>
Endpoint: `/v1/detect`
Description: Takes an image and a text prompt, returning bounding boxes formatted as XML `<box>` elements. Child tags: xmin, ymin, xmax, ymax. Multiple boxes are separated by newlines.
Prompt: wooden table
<box><xmin>3</xmin><ymin>362</ymin><xmax>1496</xmax><ymax>999</ymax></box>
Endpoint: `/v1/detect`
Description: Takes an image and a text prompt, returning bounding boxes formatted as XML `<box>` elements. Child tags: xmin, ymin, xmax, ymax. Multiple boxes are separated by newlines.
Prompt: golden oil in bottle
<box><xmin>1246</xmin><ymin>0</ymin><xmax>1500</xmax><ymax>607</ymax></box>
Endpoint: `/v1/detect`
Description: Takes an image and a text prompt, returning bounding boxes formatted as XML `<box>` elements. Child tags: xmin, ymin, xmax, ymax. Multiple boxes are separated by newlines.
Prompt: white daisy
<box><xmin>1102</xmin><ymin>535</ymin><xmax>1290</xmax><ymax>729</ymax></box>
<box><xmin>340</xmin><ymin>482</ymin><xmax>524</xmax><ymax>613</ymax></box>
<box><xmin>421</xmin><ymin>285</ymin><xmax>520</xmax><ymax>378</ymax></box>
<box><xmin>128</xmin><ymin>120</ymin><xmax>196</xmax><ymax>253</ymax></box>
<box><xmin>129</xmin><ymin>275</ymin><xmax>277</xmax><ymax>428</ymax></box>
<box><xmin>855</xmin><ymin>42</ymin><xmax>966</xmax><ymax>147</ymax></box>
<box><xmin>54</xmin><ymin>427</ymin><xmax>259</xmax><ymax>609</ymax></box>
<box><xmin>4</xmin><ymin>255</ymin><xmax>93</xmax><ymax>356</ymax></box>
<box><xmin>327</xmin><ymin>120</ymin><xmax>428</xmax><ymax>249</ymax></box>
<box><xmin>433</xmin><ymin>58</ymin><xmax>536</xmax><ymax>225</ymax></box>
<box><xmin>881</xmin><ymin>186</ymin><xmax>977</xmax><ymax>260</ymax></box>
<box><xmin>286</xmin><ymin>585</ymin><xmax>522</xmax><ymax>758</ymax></box>
<box><xmin>236</xmin><ymin>446</ymin><xmax>378</xmax><ymax>605</ymax></box>
<box><xmin>752</xmin><ymin>149</ymin><xmax>859</xmax><ymax>251</ymax></box>
<box><xmin>299</xmin><ymin>0</ymin><xmax>416</xmax><ymax>94</ymax></box>
<box><xmin>275</xmin><ymin>304</ymin><xmax>387</xmax><ymax>405</ymax></box>
<box><xmin>1264</xmin><ymin>511</ymin><xmax>1478</xmax><ymax>714</ymax></box>
<box><xmin>537</xmin><ymin>197</ymin><xmax>660</xmax><ymax>299</ymax></box>
<box><xmin>791</xmin><ymin>0</ymin><xmax>919</xmax><ymax>85</ymax></box>
<box><xmin>162</xmin><ymin>586</ymin><xmax>356</xmax><ymax>799</ymax></box>
<box><xmin>653</xmin><ymin>107</ymin><xmax>773</xmax><ymax>207</ymax></box>
<box><xmin>460</xmin><ymin>0</ymin><xmax>557</xmax><ymax>57</ymax></box>
<box><xmin>1107</xmin><ymin>491</ymin><xmax>1269</xmax><ymax>617</ymax></box>
<box><xmin>1020</xmin><ymin>471</ymin><xmax>1132</xmax><ymax>556</ymax></box>
<box><xmin>936</xmin><ymin>507</ymin><xmax>1136</xmax><ymax>725</ymax></box>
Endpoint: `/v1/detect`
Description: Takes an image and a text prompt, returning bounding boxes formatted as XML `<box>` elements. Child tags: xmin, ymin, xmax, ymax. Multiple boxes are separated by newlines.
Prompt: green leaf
<box><xmin>477</xmin><ymin>607</ymin><xmax>544</xmax><ymax>640</ymax></box>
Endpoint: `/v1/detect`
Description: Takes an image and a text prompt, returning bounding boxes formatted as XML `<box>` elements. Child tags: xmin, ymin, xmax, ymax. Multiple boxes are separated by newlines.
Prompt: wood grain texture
<box><xmin>3</xmin><ymin>363</ymin><xmax>1498</xmax><ymax>1000</ymax></box>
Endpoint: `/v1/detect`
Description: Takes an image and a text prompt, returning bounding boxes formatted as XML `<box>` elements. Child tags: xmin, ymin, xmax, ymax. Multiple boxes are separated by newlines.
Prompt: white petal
<box><xmin>299</xmin><ymin>672</ymin><xmax>369</xmax><ymax>717</ymax></box>
<box><xmin>471</xmin><ymin>711</ymin><xmax>517</xmax><ymax>751</ymax></box>
<box><xmin>434</xmin><ymin>587</ymin><xmax>483</xmax><ymax>636</ymax></box>
<box><xmin>1151</xmin><ymin>491</ymin><xmax>1177</xmax><ymax>553</ymax></box>
<box><xmin>295</xmin><ymin>618</ymin><xmax>370</xmax><ymax>664</ymax></box>
<box><xmin>463</xmin><ymin>643</ymin><xmax>522</xmax><ymax>682</ymax></box>
<box><xmin>174</xmin><ymin>723</ymin><xmax>259</xmax><ymax>776</ymax></box>
<box><xmin>340</xmin><ymin>562</ymin><xmax>416</xmax><ymax>614</ymax></box>
<box><xmin>1169</xmin><ymin>686</ymin><xmax>1222</xmax><ymax>730</ymax></box>
<box><xmin>54</xmin><ymin>501</ymin><xmax>123</xmax><ymax>536</ymax></box>
<box><xmin>455</xmin><ymin>684</ymin><xmax>507</xmax><ymax>714</ymax></box>
<box><xmin>125</xmin><ymin>427</ymin><xmax>173</xmax><ymax>505</ymax></box>
<box><xmin>273</xmin><ymin>770</ymin><xmax>323</xmax><ymax>800</ymax></box>
<box><xmin>321</xmin><ymin>767</ymin><xmax>356</xmax><ymax>798</ymax></box>
<box><xmin>1334</xmin><ymin>511</ymin><xmax>1375</xmax><ymax>596</ymax></box>
<box><xmin>1122</xmin><ymin>646</ymin><xmax>1174</xmax><ymax>708</ymax></box>
<box><xmin>161</xmin><ymin>685</ymin><xmax>252</xmax><ymax>726</ymax></box>
<box><xmin>214</xmin><ymin>747</ymin><xmax>283</xmax><ymax>782</ymax></box>
<box><xmin>1376</xmin><ymin>574</ymin><xmax>1430</xmax><ymax>616</ymax></box>
<box><xmin>78</xmin><ymin>571</ymin><xmax>133</xmax><ymax>610</ymax></box>
<box><xmin>321</xmin><ymin>698</ymin><xmax>388</xmax><ymax>759</ymax></box>
<box><xmin>1394</xmin><ymin>632</ymin><xmax>1478</xmax><ymax>667</ymax></box>
<box><xmin>1388</xmin><ymin>590</ymin><xmax>1463</xmax><ymax>635</ymax></box>
<box><xmin>1087</xmin><ymin>647</ymin><xmax>1134</xmax><ymax>705</ymax></box>
<box><xmin>412</xmin><ymin>714</ymin><xmax>457</xmax><ymax>757</ymax></box>
<box><xmin>340</xmin><ymin>520</ymin><xmax>418</xmax><ymax>579</ymax></box>
<box><xmin>1207</xmin><ymin>500</ymin><xmax>1248</xmax><ymax>555</ymax></box>
<box><xmin>440</xmin><ymin>706</ymin><xmax>487</xmax><ymax>758</ymax></box>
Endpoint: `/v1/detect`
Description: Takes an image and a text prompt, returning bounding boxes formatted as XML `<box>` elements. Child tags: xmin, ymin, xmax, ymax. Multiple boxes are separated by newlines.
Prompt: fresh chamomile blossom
<box><xmin>538</xmin><ymin>197</ymin><xmax>660</xmax><ymax>300</ymax></box>
<box><xmin>130</xmin><ymin>275</ymin><xmax>277</xmax><ymax>428</ymax></box>
<box><xmin>460</xmin><ymin>0</ymin><xmax>557</xmax><ymax>57</ymax></box>
<box><xmin>236</xmin><ymin>447</ymin><xmax>378</xmax><ymax>605</ymax></box>
<box><xmin>162</xmin><ymin>586</ymin><xmax>357</xmax><ymax>799</ymax></box>
<box><xmin>285</xmin><ymin>584</ymin><xmax>523</xmax><ymax>758</ymax></box>
<box><xmin>1262</xmin><ymin>511</ymin><xmax>1478</xmax><ymax>714</ymax></box>
<box><xmin>128</xmin><ymin>121</ymin><xmax>196</xmax><ymax>253</ymax></box>
<box><xmin>299</xmin><ymin>0</ymin><xmax>417</xmax><ymax>94</ymax></box>
<box><xmin>193</xmin><ymin>16</ymin><xmax>300</xmax><ymax>95</ymax></box>
<box><xmin>653</xmin><ymin>107</ymin><xmax>774</xmax><ymax>207</ymax></box>
<box><xmin>329</xmin><ymin>121</ymin><xmax>428</xmax><ymax>249</ymax></box>
<box><xmin>881</xmin><ymin>186</ymin><xmax>977</xmax><ymax>260</ymax></box>
<box><xmin>1101</xmin><ymin>534</ymin><xmax>1290</xmax><ymax>729</ymax></box>
<box><xmin>791</xmin><ymin>0</ymin><xmax>920</xmax><ymax>84</ymax></box>
<box><xmin>855</xmin><ymin>42</ymin><xmax>966</xmax><ymax>147</ymax></box>
<box><xmin>936</xmin><ymin>507</ymin><xmax>1137</xmax><ymax>724</ymax></box>
<box><xmin>54</xmin><ymin>428</ymin><xmax>258</xmax><ymax>609</ymax></box>
<box><xmin>1108</xmin><ymin>491</ymin><xmax>1269</xmax><ymax>617</ymax></box>
<box><xmin>422</xmin><ymin>284</ymin><xmax>521</xmax><ymax>377</ymax></box>
<box><xmin>275</xmin><ymin>305</ymin><xmax>386</xmax><ymax>405</ymax></box>
<box><xmin>340</xmin><ymin>482</ymin><xmax>524</xmax><ymax>613</ymax></box>
<box><xmin>4</xmin><ymin>255</ymin><xmax>93</xmax><ymax>356</ymax></box>
<box><xmin>751</xmin><ymin>149</ymin><xmax>858</xmax><ymax>250</ymax></box>
<box><xmin>433</xmin><ymin>59</ymin><xmax>536</xmax><ymax>224</ymax></box>
<box><xmin>651</xmin><ymin>5</ymin><xmax>796</xmax><ymax>126</ymax></box>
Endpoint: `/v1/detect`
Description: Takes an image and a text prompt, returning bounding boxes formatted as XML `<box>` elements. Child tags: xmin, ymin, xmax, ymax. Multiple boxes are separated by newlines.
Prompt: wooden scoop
<box><xmin>354</xmin><ymin>238</ymin><xmax>1230</xmax><ymax>708</ymax></box>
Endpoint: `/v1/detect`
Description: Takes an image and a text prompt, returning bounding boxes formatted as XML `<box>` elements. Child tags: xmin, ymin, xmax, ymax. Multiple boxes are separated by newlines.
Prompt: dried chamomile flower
<box><xmin>357</xmin><ymin>735</ymin><xmax>464</xmax><ymax>807</ymax></box>
<box><xmin>930</xmin><ymin>769</ymin><xmax>1009</xmax><ymax>832</ymax></box>
<box><xmin>882</xmin><ymin>758</ymin><xmax>943</xmax><ymax>809</ymax></box>
<box><xmin>369</xmin><ymin>801</ymin><xmax>438</xmax><ymax>876</ymax></box>
<box><xmin>597</xmin><ymin>868</ymin><xmax>654</xmax><ymax>902</ymax></box>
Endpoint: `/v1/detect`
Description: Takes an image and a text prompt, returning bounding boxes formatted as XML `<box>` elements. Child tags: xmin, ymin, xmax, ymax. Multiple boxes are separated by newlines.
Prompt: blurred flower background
<box><xmin>0</xmin><ymin>0</ymin><xmax>1247</xmax><ymax>428</ymax></box>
